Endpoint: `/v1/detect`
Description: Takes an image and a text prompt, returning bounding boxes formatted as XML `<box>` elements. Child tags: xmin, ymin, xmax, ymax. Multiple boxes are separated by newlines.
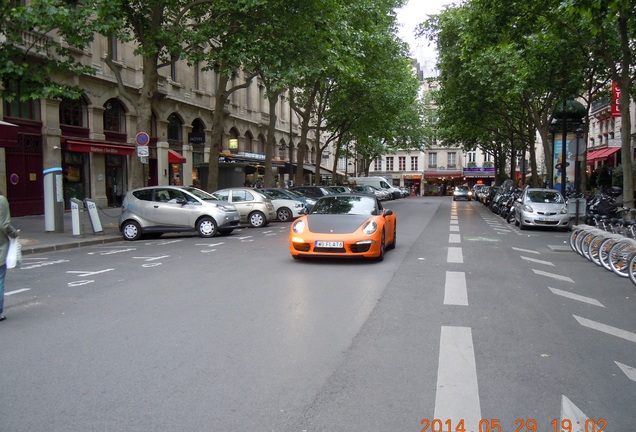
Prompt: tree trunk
<box><xmin>206</xmin><ymin>73</ymin><xmax>230</xmax><ymax>193</ymax></box>
<box><xmin>264</xmin><ymin>92</ymin><xmax>279</xmax><ymax>187</ymax></box>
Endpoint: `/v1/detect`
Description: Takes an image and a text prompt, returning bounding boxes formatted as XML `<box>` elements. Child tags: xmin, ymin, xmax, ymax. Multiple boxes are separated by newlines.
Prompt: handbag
<box><xmin>6</xmin><ymin>236</ymin><xmax>22</xmax><ymax>269</ymax></box>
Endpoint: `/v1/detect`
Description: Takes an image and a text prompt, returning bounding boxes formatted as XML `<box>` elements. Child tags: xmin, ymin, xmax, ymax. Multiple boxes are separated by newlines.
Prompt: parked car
<box><xmin>257</xmin><ymin>187</ymin><xmax>317</xmax><ymax>213</ymax></box>
<box><xmin>514</xmin><ymin>188</ymin><xmax>570</xmax><ymax>230</ymax></box>
<box><xmin>258</xmin><ymin>189</ymin><xmax>307</xmax><ymax>222</ymax></box>
<box><xmin>351</xmin><ymin>184</ymin><xmax>391</xmax><ymax>201</ymax></box>
<box><xmin>290</xmin><ymin>185</ymin><xmax>332</xmax><ymax>199</ymax></box>
<box><xmin>325</xmin><ymin>185</ymin><xmax>353</xmax><ymax>194</ymax></box>
<box><xmin>119</xmin><ymin>186</ymin><xmax>241</xmax><ymax>241</ymax></box>
<box><xmin>289</xmin><ymin>194</ymin><xmax>396</xmax><ymax>261</ymax></box>
<box><xmin>211</xmin><ymin>187</ymin><xmax>277</xmax><ymax>228</ymax></box>
<box><xmin>453</xmin><ymin>185</ymin><xmax>472</xmax><ymax>201</ymax></box>
<box><xmin>348</xmin><ymin>176</ymin><xmax>402</xmax><ymax>199</ymax></box>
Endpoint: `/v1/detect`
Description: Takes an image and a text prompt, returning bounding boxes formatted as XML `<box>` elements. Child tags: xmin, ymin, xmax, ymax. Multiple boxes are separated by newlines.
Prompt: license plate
<box><xmin>315</xmin><ymin>241</ymin><xmax>343</xmax><ymax>248</ymax></box>
<box><xmin>537</xmin><ymin>216</ymin><xmax>555</xmax><ymax>222</ymax></box>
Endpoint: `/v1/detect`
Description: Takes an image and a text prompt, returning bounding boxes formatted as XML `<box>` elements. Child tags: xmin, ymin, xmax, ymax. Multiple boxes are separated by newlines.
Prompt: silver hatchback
<box><xmin>119</xmin><ymin>186</ymin><xmax>241</xmax><ymax>241</ymax></box>
<box><xmin>514</xmin><ymin>188</ymin><xmax>570</xmax><ymax>230</ymax></box>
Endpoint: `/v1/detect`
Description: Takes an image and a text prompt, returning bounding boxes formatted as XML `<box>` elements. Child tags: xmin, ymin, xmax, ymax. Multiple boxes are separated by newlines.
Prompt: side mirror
<box><xmin>384</xmin><ymin>209</ymin><xmax>393</xmax><ymax>216</ymax></box>
<box><xmin>176</xmin><ymin>197</ymin><xmax>188</xmax><ymax>205</ymax></box>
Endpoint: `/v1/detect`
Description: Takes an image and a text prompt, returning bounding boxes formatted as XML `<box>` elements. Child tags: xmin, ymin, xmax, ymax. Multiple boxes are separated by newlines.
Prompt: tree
<box><xmin>1</xmin><ymin>0</ymin><xmax>98</xmax><ymax>101</ymax></box>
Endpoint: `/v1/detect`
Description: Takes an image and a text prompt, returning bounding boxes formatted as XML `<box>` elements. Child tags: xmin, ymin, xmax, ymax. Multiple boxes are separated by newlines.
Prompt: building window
<box><xmin>398</xmin><ymin>156</ymin><xmax>406</xmax><ymax>171</ymax></box>
<box><xmin>108</xmin><ymin>34</ymin><xmax>118</xmax><ymax>61</ymax></box>
<box><xmin>374</xmin><ymin>159</ymin><xmax>382</xmax><ymax>171</ymax></box>
<box><xmin>103</xmin><ymin>99</ymin><xmax>126</xmax><ymax>133</ymax></box>
<box><xmin>167</xmin><ymin>113</ymin><xmax>183</xmax><ymax>141</ymax></box>
<box><xmin>3</xmin><ymin>81</ymin><xmax>41</xmax><ymax>120</ymax></box>
<box><xmin>428</xmin><ymin>152</ymin><xmax>437</xmax><ymax>168</ymax></box>
<box><xmin>60</xmin><ymin>97</ymin><xmax>88</xmax><ymax>127</ymax></box>
<box><xmin>448</xmin><ymin>152</ymin><xmax>456</xmax><ymax>168</ymax></box>
<box><xmin>193</xmin><ymin>61</ymin><xmax>200</xmax><ymax>90</ymax></box>
<box><xmin>410</xmin><ymin>156</ymin><xmax>418</xmax><ymax>171</ymax></box>
<box><xmin>483</xmin><ymin>152</ymin><xmax>492</xmax><ymax>162</ymax></box>
<box><xmin>467</xmin><ymin>151</ymin><xmax>476</xmax><ymax>163</ymax></box>
<box><xmin>170</xmin><ymin>57</ymin><xmax>177</xmax><ymax>82</ymax></box>
<box><xmin>386</xmin><ymin>157</ymin><xmax>394</xmax><ymax>171</ymax></box>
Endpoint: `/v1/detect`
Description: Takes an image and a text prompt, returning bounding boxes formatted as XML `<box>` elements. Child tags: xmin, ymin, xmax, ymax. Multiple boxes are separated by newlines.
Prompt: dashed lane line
<box><xmin>5</xmin><ymin>288</ymin><xmax>31</xmax><ymax>296</ymax></box>
<box><xmin>512</xmin><ymin>247</ymin><xmax>540</xmax><ymax>255</ymax></box>
<box><xmin>520</xmin><ymin>256</ymin><xmax>555</xmax><ymax>266</ymax></box>
<box><xmin>449</xmin><ymin>233</ymin><xmax>461</xmax><ymax>244</ymax></box>
<box><xmin>574</xmin><ymin>315</ymin><xmax>636</xmax><ymax>343</ymax></box>
<box><xmin>444</xmin><ymin>271</ymin><xmax>468</xmax><ymax>306</ymax></box>
<box><xmin>447</xmin><ymin>247</ymin><xmax>463</xmax><ymax>264</ymax></box>
<box><xmin>434</xmin><ymin>326</ymin><xmax>481</xmax><ymax>431</ymax></box>
<box><xmin>548</xmin><ymin>287</ymin><xmax>604</xmax><ymax>307</ymax></box>
<box><xmin>532</xmin><ymin>269</ymin><xmax>574</xmax><ymax>283</ymax></box>
<box><xmin>614</xmin><ymin>361</ymin><xmax>636</xmax><ymax>382</ymax></box>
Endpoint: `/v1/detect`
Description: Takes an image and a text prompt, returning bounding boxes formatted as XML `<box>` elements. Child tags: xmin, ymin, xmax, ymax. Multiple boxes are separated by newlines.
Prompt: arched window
<box><xmin>60</xmin><ymin>97</ymin><xmax>88</xmax><ymax>127</ymax></box>
<box><xmin>167</xmin><ymin>113</ymin><xmax>183</xmax><ymax>142</ymax></box>
<box><xmin>103</xmin><ymin>99</ymin><xmax>126</xmax><ymax>133</ymax></box>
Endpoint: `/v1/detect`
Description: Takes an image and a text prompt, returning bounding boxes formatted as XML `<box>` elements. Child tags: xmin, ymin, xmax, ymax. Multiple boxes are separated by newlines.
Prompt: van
<box><xmin>349</xmin><ymin>176</ymin><xmax>402</xmax><ymax>199</ymax></box>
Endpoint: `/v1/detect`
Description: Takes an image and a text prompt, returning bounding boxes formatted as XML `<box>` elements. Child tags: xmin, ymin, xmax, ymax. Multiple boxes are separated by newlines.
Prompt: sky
<box><xmin>395</xmin><ymin>0</ymin><xmax>453</xmax><ymax>75</ymax></box>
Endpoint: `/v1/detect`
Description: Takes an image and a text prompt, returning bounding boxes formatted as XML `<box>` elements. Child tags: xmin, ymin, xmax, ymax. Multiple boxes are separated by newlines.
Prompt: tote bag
<box><xmin>6</xmin><ymin>236</ymin><xmax>22</xmax><ymax>269</ymax></box>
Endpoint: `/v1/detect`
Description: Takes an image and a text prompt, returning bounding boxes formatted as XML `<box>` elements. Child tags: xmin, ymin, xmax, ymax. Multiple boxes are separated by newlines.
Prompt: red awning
<box><xmin>0</xmin><ymin>120</ymin><xmax>18</xmax><ymax>148</ymax></box>
<box><xmin>63</xmin><ymin>139</ymin><xmax>135</xmax><ymax>156</ymax></box>
<box><xmin>168</xmin><ymin>149</ymin><xmax>186</xmax><ymax>164</ymax></box>
<box><xmin>586</xmin><ymin>147</ymin><xmax>620</xmax><ymax>164</ymax></box>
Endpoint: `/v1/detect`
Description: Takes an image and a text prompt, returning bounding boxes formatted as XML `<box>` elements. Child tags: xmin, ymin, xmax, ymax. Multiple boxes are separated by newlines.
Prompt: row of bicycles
<box><xmin>569</xmin><ymin>208</ymin><xmax>636</xmax><ymax>286</ymax></box>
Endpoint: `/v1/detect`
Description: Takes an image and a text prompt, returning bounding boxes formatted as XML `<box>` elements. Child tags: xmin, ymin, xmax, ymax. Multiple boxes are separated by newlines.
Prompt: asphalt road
<box><xmin>1</xmin><ymin>197</ymin><xmax>634</xmax><ymax>432</ymax></box>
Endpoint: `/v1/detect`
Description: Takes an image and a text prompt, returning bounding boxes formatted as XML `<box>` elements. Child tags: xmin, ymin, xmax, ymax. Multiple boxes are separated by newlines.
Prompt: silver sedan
<box><xmin>514</xmin><ymin>188</ymin><xmax>570</xmax><ymax>230</ymax></box>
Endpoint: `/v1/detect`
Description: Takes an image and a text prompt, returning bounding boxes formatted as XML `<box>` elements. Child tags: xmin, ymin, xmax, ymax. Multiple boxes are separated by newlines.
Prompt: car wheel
<box><xmin>248</xmin><ymin>211</ymin><xmax>266</xmax><ymax>228</ymax></box>
<box><xmin>387</xmin><ymin>222</ymin><xmax>396</xmax><ymax>250</ymax></box>
<box><xmin>197</xmin><ymin>216</ymin><xmax>218</xmax><ymax>238</ymax></box>
<box><xmin>515</xmin><ymin>212</ymin><xmax>520</xmax><ymax>226</ymax></box>
<box><xmin>519</xmin><ymin>220</ymin><xmax>527</xmax><ymax>230</ymax></box>
<box><xmin>277</xmin><ymin>207</ymin><xmax>292</xmax><ymax>222</ymax></box>
<box><xmin>375</xmin><ymin>230</ymin><xmax>385</xmax><ymax>262</ymax></box>
<box><xmin>218</xmin><ymin>229</ymin><xmax>234</xmax><ymax>236</ymax></box>
<box><xmin>121</xmin><ymin>220</ymin><xmax>142</xmax><ymax>241</ymax></box>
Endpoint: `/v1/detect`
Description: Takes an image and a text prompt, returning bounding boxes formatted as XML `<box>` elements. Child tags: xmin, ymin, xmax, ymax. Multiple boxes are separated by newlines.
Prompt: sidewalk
<box><xmin>12</xmin><ymin>207</ymin><xmax>123</xmax><ymax>255</ymax></box>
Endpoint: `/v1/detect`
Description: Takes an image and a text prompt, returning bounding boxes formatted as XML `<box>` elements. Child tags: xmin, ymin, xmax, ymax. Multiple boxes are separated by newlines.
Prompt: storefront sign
<box><xmin>188</xmin><ymin>131</ymin><xmax>205</xmax><ymax>144</ymax></box>
<box><xmin>612</xmin><ymin>81</ymin><xmax>621</xmax><ymax>118</ymax></box>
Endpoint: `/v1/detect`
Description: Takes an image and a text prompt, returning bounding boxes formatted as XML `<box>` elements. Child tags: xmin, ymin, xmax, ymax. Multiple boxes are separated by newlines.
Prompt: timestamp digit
<box><xmin>455</xmin><ymin>419</ymin><xmax>466</xmax><ymax>432</ymax></box>
<box><xmin>561</xmin><ymin>419</ymin><xmax>573</xmax><ymax>432</ymax></box>
<box><xmin>431</xmin><ymin>418</ymin><xmax>442</xmax><ymax>431</ymax></box>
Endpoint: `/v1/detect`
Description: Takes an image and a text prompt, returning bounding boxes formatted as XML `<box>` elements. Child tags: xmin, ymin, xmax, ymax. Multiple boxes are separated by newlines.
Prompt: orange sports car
<box><xmin>289</xmin><ymin>194</ymin><xmax>396</xmax><ymax>261</ymax></box>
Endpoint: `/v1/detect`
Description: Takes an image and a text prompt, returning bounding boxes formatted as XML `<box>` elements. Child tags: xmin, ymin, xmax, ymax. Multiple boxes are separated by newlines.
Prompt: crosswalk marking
<box><xmin>434</xmin><ymin>326</ymin><xmax>481</xmax><ymax>431</ymax></box>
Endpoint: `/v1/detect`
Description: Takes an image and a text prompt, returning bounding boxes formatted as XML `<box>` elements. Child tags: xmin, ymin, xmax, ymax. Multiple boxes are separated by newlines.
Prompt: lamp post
<box><xmin>574</xmin><ymin>127</ymin><xmax>585</xmax><ymax>224</ymax></box>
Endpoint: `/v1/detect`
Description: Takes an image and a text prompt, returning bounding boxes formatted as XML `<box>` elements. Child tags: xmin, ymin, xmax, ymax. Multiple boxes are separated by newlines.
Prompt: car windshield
<box><xmin>456</xmin><ymin>186</ymin><xmax>469</xmax><ymax>192</ymax></box>
<box><xmin>311</xmin><ymin>195</ymin><xmax>378</xmax><ymax>216</ymax></box>
<box><xmin>526</xmin><ymin>190</ymin><xmax>564</xmax><ymax>203</ymax></box>
<box><xmin>182</xmin><ymin>187</ymin><xmax>218</xmax><ymax>201</ymax></box>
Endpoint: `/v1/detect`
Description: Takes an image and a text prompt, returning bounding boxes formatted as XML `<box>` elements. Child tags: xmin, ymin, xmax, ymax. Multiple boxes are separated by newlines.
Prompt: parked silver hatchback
<box><xmin>119</xmin><ymin>186</ymin><xmax>241</xmax><ymax>241</ymax></box>
<box><xmin>211</xmin><ymin>187</ymin><xmax>277</xmax><ymax>228</ymax></box>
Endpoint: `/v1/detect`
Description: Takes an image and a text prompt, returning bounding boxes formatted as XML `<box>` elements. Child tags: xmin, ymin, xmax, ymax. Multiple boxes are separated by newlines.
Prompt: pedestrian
<box><xmin>0</xmin><ymin>192</ymin><xmax>19</xmax><ymax>321</ymax></box>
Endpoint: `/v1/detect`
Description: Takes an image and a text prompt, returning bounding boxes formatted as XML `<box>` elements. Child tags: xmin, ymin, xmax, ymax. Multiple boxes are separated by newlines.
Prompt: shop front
<box><xmin>61</xmin><ymin>138</ymin><xmax>133</xmax><ymax>208</ymax></box>
<box><xmin>462</xmin><ymin>166</ymin><xmax>495</xmax><ymax>188</ymax></box>
<box><xmin>403</xmin><ymin>174</ymin><xmax>422</xmax><ymax>196</ymax></box>
<box><xmin>423</xmin><ymin>170</ymin><xmax>463</xmax><ymax>196</ymax></box>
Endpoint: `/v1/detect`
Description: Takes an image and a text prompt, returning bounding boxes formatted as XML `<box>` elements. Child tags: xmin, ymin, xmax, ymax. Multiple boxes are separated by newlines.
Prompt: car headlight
<box><xmin>522</xmin><ymin>205</ymin><xmax>533</xmax><ymax>213</ymax></box>
<box><xmin>362</xmin><ymin>220</ymin><xmax>378</xmax><ymax>235</ymax></box>
<box><xmin>292</xmin><ymin>202</ymin><xmax>303</xmax><ymax>208</ymax></box>
<box><xmin>292</xmin><ymin>219</ymin><xmax>305</xmax><ymax>234</ymax></box>
<box><xmin>559</xmin><ymin>206</ymin><xmax>567</xmax><ymax>214</ymax></box>
<box><xmin>215</xmin><ymin>204</ymin><xmax>235</xmax><ymax>212</ymax></box>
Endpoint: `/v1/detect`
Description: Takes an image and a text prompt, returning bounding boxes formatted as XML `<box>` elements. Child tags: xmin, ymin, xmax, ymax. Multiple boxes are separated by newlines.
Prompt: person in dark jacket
<box><xmin>0</xmin><ymin>193</ymin><xmax>19</xmax><ymax>321</ymax></box>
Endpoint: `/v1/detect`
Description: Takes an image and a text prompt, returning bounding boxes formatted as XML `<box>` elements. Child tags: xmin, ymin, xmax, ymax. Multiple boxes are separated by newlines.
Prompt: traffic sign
<box><xmin>137</xmin><ymin>145</ymin><xmax>149</xmax><ymax>157</ymax></box>
<box><xmin>135</xmin><ymin>132</ymin><xmax>150</xmax><ymax>146</ymax></box>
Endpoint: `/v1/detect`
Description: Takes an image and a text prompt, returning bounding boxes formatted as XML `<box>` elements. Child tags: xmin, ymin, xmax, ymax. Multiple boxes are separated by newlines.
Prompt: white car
<box><xmin>260</xmin><ymin>190</ymin><xmax>306</xmax><ymax>221</ymax></box>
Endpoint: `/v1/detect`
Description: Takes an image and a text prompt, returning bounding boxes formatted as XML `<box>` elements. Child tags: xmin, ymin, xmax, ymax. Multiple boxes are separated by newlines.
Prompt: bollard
<box><xmin>69</xmin><ymin>198</ymin><xmax>85</xmax><ymax>237</ymax></box>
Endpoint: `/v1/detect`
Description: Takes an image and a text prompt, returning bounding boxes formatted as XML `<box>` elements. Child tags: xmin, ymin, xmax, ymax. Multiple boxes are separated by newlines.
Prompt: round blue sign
<box><xmin>135</xmin><ymin>132</ymin><xmax>150</xmax><ymax>146</ymax></box>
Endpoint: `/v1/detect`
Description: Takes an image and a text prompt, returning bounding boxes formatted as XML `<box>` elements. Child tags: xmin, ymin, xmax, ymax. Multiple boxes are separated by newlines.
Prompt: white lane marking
<box><xmin>448</xmin><ymin>233</ymin><xmax>461</xmax><ymax>244</ymax></box>
<box><xmin>20</xmin><ymin>259</ymin><xmax>69</xmax><ymax>270</ymax></box>
<box><xmin>450</xmin><ymin>216</ymin><xmax>458</xmax><ymax>221</ymax></box>
<box><xmin>66</xmin><ymin>269</ymin><xmax>114</xmax><ymax>277</ymax></box>
<box><xmin>133</xmin><ymin>255</ymin><xmax>169</xmax><ymax>261</ymax></box>
<box><xmin>142</xmin><ymin>263</ymin><xmax>162</xmax><ymax>268</ymax></box>
<box><xmin>236</xmin><ymin>236</ymin><xmax>253</xmax><ymax>240</ymax></box>
<box><xmin>201</xmin><ymin>249</ymin><xmax>217</xmax><ymax>253</ymax></box>
<box><xmin>548</xmin><ymin>287</ymin><xmax>604</xmax><ymax>307</ymax></box>
<box><xmin>5</xmin><ymin>288</ymin><xmax>31</xmax><ymax>296</ymax></box>
<box><xmin>512</xmin><ymin>247</ymin><xmax>540</xmax><ymax>255</ymax></box>
<box><xmin>521</xmin><ymin>256</ymin><xmax>555</xmax><ymax>266</ymax></box>
<box><xmin>447</xmin><ymin>247</ymin><xmax>463</xmax><ymax>264</ymax></box>
<box><xmin>615</xmin><ymin>361</ymin><xmax>636</xmax><ymax>381</ymax></box>
<box><xmin>532</xmin><ymin>269</ymin><xmax>574</xmax><ymax>282</ymax></box>
<box><xmin>195</xmin><ymin>242</ymin><xmax>224</xmax><ymax>247</ymax></box>
<box><xmin>450</xmin><ymin>220</ymin><xmax>458</xmax><ymax>225</ymax></box>
<box><xmin>444</xmin><ymin>271</ymin><xmax>468</xmax><ymax>305</ymax></box>
<box><xmin>88</xmin><ymin>248</ymin><xmax>136</xmax><ymax>255</ymax></box>
<box><xmin>574</xmin><ymin>315</ymin><xmax>636</xmax><ymax>343</ymax></box>
<box><xmin>561</xmin><ymin>396</ymin><xmax>591</xmax><ymax>432</ymax></box>
<box><xmin>450</xmin><ymin>225</ymin><xmax>460</xmax><ymax>232</ymax></box>
<box><xmin>68</xmin><ymin>280</ymin><xmax>94</xmax><ymax>287</ymax></box>
<box><xmin>434</xmin><ymin>326</ymin><xmax>481</xmax><ymax>431</ymax></box>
